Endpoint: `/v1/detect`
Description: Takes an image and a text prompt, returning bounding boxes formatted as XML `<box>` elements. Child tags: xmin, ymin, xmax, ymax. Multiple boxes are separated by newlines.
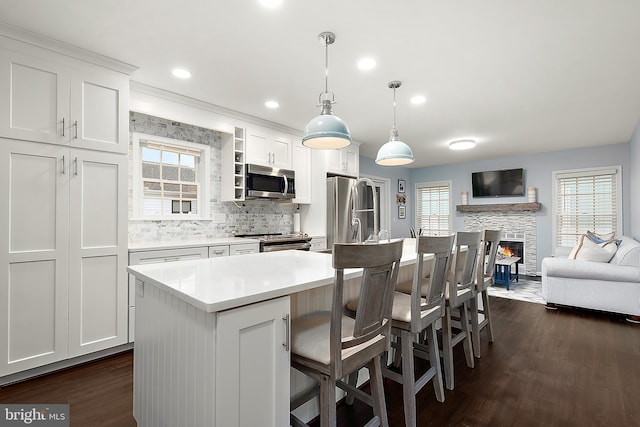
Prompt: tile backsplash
<box><xmin>128</xmin><ymin>112</ymin><xmax>296</xmax><ymax>243</ymax></box>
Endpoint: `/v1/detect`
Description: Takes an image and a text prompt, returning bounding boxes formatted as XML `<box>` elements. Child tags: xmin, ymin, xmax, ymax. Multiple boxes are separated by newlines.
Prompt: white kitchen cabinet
<box><xmin>229</xmin><ymin>243</ymin><xmax>259</xmax><ymax>255</ymax></box>
<box><xmin>0</xmin><ymin>140</ymin><xmax>128</xmax><ymax>375</ymax></box>
<box><xmin>245</xmin><ymin>127</ymin><xmax>292</xmax><ymax>169</ymax></box>
<box><xmin>310</xmin><ymin>236</ymin><xmax>327</xmax><ymax>251</ymax></box>
<box><xmin>216</xmin><ymin>296</ymin><xmax>290</xmax><ymax>427</ymax></box>
<box><xmin>292</xmin><ymin>138</ymin><xmax>311</xmax><ymax>204</ymax></box>
<box><xmin>326</xmin><ymin>143</ymin><xmax>359</xmax><ymax>177</ymax></box>
<box><xmin>0</xmin><ymin>40</ymin><xmax>130</xmax><ymax>154</ymax></box>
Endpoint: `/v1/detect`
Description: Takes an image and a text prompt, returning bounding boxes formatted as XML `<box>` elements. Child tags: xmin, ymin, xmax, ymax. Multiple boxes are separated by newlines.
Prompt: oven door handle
<box><xmin>262</xmin><ymin>242</ymin><xmax>311</xmax><ymax>252</ymax></box>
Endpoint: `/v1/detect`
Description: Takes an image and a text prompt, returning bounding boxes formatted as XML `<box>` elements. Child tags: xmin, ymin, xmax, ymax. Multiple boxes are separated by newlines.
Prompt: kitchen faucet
<box><xmin>349</xmin><ymin>177</ymin><xmax>379</xmax><ymax>243</ymax></box>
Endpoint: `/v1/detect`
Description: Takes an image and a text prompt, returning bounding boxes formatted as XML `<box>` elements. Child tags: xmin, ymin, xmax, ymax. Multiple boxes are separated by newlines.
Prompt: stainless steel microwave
<box><xmin>245</xmin><ymin>164</ymin><xmax>295</xmax><ymax>200</ymax></box>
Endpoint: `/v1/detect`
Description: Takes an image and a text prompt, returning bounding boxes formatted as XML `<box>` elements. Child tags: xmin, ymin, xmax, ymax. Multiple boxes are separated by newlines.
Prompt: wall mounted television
<box><xmin>471</xmin><ymin>168</ymin><xmax>524</xmax><ymax>197</ymax></box>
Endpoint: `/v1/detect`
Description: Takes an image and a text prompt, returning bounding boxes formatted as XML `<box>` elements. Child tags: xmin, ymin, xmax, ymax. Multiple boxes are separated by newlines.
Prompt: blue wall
<box><xmin>361</xmin><ymin>143</ymin><xmax>631</xmax><ymax>273</ymax></box>
<box><xmin>630</xmin><ymin>120</ymin><xmax>640</xmax><ymax>240</ymax></box>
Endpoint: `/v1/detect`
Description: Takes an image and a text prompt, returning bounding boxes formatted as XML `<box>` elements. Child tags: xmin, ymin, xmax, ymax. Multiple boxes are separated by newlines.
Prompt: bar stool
<box><xmin>289</xmin><ymin>239</ymin><xmax>403</xmax><ymax>427</ymax></box>
<box><xmin>441</xmin><ymin>231</ymin><xmax>482</xmax><ymax>390</ymax></box>
<box><xmin>380</xmin><ymin>235</ymin><xmax>454</xmax><ymax>427</ymax></box>
<box><xmin>469</xmin><ymin>229</ymin><xmax>501</xmax><ymax>358</ymax></box>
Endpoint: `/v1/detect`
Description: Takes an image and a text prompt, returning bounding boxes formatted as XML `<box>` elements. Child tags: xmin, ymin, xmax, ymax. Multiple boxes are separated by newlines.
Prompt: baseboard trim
<box><xmin>1</xmin><ymin>343</ymin><xmax>133</xmax><ymax>387</ymax></box>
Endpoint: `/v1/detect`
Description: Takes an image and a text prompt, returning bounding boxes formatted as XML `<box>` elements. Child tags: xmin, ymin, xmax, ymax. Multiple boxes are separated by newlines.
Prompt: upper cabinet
<box><xmin>326</xmin><ymin>143</ymin><xmax>359</xmax><ymax>177</ymax></box>
<box><xmin>292</xmin><ymin>138</ymin><xmax>311</xmax><ymax>204</ymax></box>
<box><xmin>0</xmin><ymin>39</ymin><xmax>130</xmax><ymax>154</ymax></box>
<box><xmin>245</xmin><ymin>127</ymin><xmax>292</xmax><ymax>169</ymax></box>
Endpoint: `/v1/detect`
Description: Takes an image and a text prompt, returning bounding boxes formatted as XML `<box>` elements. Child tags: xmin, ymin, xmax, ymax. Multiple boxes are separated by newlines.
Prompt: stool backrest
<box><xmin>332</xmin><ymin>239</ymin><xmax>403</xmax><ymax>359</ymax></box>
<box><xmin>449</xmin><ymin>231</ymin><xmax>482</xmax><ymax>306</ymax></box>
<box><xmin>410</xmin><ymin>235</ymin><xmax>455</xmax><ymax>332</ymax></box>
<box><xmin>478</xmin><ymin>229</ymin><xmax>501</xmax><ymax>290</ymax></box>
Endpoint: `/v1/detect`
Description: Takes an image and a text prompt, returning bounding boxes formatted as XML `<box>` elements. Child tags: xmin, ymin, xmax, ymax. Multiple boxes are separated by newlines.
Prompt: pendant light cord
<box><xmin>324</xmin><ymin>38</ymin><xmax>329</xmax><ymax>95</ymax></box>
<box><xmin>392</xmin><ymin>87</ymin><xmax>397</xmax><ymax>131</ymax></box>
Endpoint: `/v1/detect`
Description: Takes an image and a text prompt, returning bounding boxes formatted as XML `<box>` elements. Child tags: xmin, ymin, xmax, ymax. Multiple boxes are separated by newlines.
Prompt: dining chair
<box><xmin>289</xmin><ymin>239</ymin><xmax>403</xmax><ymax>427</ymax></box>
<box><xmin>441</xmin><ymin>231</ymin><xmax>482</xmax><ymax>390</ymax></box>
<box><xmin>380</xmin><ymin>235</ymin><xmax>454</xmax><ymax>427</ymax></box>
<box><xmin>469</xmin><ymin>229</ymin><xmax>501</xmax><ymax>358</ymax></box>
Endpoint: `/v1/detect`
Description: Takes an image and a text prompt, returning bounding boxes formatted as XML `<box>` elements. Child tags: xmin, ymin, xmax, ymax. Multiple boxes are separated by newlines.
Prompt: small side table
<box><xmin>494</xmin><ymin>256</ymin><xmax>521</xmax><ymax>290</ymax></box>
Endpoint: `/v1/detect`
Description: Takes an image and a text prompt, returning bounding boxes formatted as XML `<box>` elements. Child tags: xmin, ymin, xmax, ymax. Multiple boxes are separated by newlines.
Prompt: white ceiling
<box><xmin>2</xmin><ymin>0</ymin><xmax>640</xmax><ymax>168</ymax></box>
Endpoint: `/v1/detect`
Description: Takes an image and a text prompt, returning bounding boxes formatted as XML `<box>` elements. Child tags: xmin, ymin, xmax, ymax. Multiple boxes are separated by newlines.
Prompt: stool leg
<box><xmin>482</xmin><ymin>290</ymin><xmax>495</xmax><ymax>343</ymax></box>
<box><xmin>368</xmin><ymin>355</ymin><xmax>389</xmax><ymax>427</ymax></box>
<box><xmin>470</xmin><ymin>294</ymin><xmax>481</xmax><ymax>358</ymax></box>
<box><xmin>319</xmin><ymin>374</ymin><xmax>336</xmax><ymax>427</ymax></box>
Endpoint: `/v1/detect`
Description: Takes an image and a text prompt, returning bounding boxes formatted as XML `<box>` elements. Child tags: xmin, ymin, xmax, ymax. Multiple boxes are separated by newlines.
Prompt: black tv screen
<box><xmin>471</xmin><ymin>168</ymin><xmax>524</xmax><ymax>197</ymax></box>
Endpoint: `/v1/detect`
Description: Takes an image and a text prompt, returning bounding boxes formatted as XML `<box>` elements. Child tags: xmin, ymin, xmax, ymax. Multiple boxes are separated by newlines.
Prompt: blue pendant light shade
<box><xmin>375</xmin><ymin>80</ymin><xmax>415</xmax><ymax>166</ymax></box>
<box><xmin>302</xmin><ymin>32</ymin><xmax>352</xmax><ymax>149</ymax></box>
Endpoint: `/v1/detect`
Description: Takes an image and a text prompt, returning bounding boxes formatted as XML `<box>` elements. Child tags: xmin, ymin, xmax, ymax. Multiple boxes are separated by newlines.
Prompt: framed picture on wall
<box><xmin>398</xmin><ymin>205</ymin><xmax>406</xmax><ymax>219</ymax></box>
<box><xmin>398</xmin><ymin>179</ymin><xmax>406</xmax><ymax>193</ymax></box>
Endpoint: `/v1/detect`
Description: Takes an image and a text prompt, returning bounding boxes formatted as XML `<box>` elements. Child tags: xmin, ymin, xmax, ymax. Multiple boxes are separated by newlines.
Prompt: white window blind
<box><xmin>554</xmin><ymin>167</ymin><xmax>621</xmax><ymax>248</ymax></box>
<box><xmin>416</xmin><ymin>182</ymin><xmax>450</xmax><ymax>236</ymax></box>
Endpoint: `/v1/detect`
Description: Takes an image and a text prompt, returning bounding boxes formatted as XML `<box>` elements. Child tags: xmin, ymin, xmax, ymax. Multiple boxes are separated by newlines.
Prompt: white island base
<box><xmin>129</xmin><ymin>244</ymin><xmax>421</xmax><ymax>426</ymax></box>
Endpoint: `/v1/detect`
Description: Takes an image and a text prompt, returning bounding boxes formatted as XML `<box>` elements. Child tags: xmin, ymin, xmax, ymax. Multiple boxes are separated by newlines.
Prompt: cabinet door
<box><xmin>271</xmin><ymin>134</ymin><xmax>291</xmax><ymax>169</ymax></box>
<box><xmin>343</xmin><ymin>145</ymin><xmax>359</xmax><ymax>176</ymax></box>
<box><xmin>0</xmin><ymin>141</ymin><xmax>69</xmax><ymax>376</ymax></box>
<box><xmin>0</xmin><ymin>48</ymin><xmax>69</xmax><ymax>145</ymax></box>
<box><xmin>68</xmin><ymin>149</ymin><xmax>128</xmax><ymax>357</ymax></box>
<box><xmin>245</xmin><ymin>129</ymin><xmax>270</xmax><ymax>167</ymax></box>
<box><xmin>70</xmin><ymin>67</ymin><xmax>129</xmax><ymax>154</ymax></box>
<box><xmin>216</xmin><ymin>296</ymin><xmax>290</xmax><ymax>427</ymax></box>
<box><xmin>292</xmin><ymin>140</ymin><xmax>311</xmax><ymax>204</ymax></box>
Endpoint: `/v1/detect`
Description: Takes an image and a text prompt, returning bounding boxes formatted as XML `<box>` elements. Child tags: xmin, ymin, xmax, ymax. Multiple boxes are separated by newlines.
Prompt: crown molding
<box><xmin>0</xmin><ymin>21</ymin><xmax>138</xmax><ymax>75</ymax></box>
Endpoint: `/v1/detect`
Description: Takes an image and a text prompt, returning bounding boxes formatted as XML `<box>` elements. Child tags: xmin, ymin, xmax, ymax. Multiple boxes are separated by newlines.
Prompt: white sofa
<box><xmin>541</xmin><ymin>236</ymin><xmax>640</xmax><ymax>317</ymax></box>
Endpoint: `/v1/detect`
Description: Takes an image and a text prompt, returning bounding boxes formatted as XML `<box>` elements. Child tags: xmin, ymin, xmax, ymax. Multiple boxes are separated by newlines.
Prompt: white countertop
<box><xmin>128</xmin><ymin>239</ymin><xmax>421</xmax><ymax>313</ymax></box>
<box><xmin>128</xmin><ymin>237</ymin><xmax>259</xmax><ymax>252</ymax></box>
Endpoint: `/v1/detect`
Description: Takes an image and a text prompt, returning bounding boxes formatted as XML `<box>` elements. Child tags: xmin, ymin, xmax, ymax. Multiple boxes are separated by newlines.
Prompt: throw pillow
<box><xmin>586</xmin><ymin>230</ymin><xmax>615</xmax><ymax>244</ymax></box>
<box><xmin>568</xmin><ymin>234</ymin><xmax>619</xmax><ymax>262</ymax></box>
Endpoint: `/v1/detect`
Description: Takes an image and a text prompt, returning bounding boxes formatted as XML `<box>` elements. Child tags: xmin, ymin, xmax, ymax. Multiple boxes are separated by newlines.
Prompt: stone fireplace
<box><xmin>460</xmin><ymin>205</ymin><xmax>539</xmax><ymax>275</ymax></box>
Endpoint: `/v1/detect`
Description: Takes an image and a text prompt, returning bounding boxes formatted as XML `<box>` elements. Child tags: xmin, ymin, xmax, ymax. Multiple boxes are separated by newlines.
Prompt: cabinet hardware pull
<box><xmin>62</xmin><ymin>118</ymin><xmax>65</xmax><ymax>137</ymax></box>
<box><xmin>74</xmin><ymin>157</ymin><xmax>78</xmax><ymax>176</ymax></box>
<box><xmin>282</xmin><ymin>313</ymin><xmax>290</xmax><ymax>351</ymax></box>
<box><xmin>62</xmin><ymin>155</ymin><xmax>65</xmax><ymax>174</ymax></box>
<box><xmin>74</xmin><ymin>121</ymin><xmax>78</xmax><ymax>139</ymax></box>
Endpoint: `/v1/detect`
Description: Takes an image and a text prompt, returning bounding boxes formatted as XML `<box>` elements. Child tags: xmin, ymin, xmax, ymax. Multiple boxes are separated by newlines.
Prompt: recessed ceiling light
<box><xmin>265</xmin><ymin>100</ymin><xmax>279</xmax><ymax>109</ymax></box>
<box><xmin>259</xmin><ymin>0</ymin><xmax>283</xmax><ymax>8</ymax></box>
<box><xmin>357</xmin><ymin>57</ymin><xmax>376</xmax><ymax>71</ymax></box>
<box><xmin>410</xmin><ymin>95</ymin><xmax>426</xmax><ymax>105</ymax></box>
<box><xmin>172</xmin><ymin>68</ymin><xmax>191</xmax><ymax>79</ymax></box>
<box><xmin>449</xmin><ymin>139</ymin><xmax>476</xmax><ymax>150</ymax></box>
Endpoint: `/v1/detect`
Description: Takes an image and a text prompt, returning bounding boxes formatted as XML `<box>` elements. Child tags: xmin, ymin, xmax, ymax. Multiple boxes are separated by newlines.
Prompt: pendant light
<box><xmin>302</xmin><ymin>32</ymin><xmax>352</xmax><ymax>149</ymax></box>
<box><xmin>376</xmin><ymin>81</ymin><xmax>415</xmax><ymax>166</ymax></box>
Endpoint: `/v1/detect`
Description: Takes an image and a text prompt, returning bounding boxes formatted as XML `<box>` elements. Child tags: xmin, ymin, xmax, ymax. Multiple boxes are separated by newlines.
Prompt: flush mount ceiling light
<box><xmin>302</xmin><ymin>31</ymin><xmax>352</xmax><ymax>149</ymax></box>
<box><xmin>449</xmin><ymin>139</ymin><xmax>476</xmax><ymax>150</ymax></box>
<box><xmin>265</xmin><ymin>100</ymin><xmax>279</xmax><ymax>109</ymax></box>
<box><xmin>172</xmin><ymin>68</ymin><xmax>191</xmax><ymax>79</ymax></box>
<box><xmin>375</xmin><ymin>81</ymin><xmax>415</xmax><ymax>166</ymax></box>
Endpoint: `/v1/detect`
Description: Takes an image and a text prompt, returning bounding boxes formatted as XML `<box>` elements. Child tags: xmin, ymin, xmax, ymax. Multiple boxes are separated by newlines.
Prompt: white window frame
<box><xmin>551</xmin><ymin>166</ymin><xmax>622</xmax><ymax>256</ymax></box>
<box><xmin>132</xmin><ymin>132</ymin><xmax>211</xmax><ymax>220</ymax></box>
<box><xmin>360</xmin><ymin>174</ymin><xmax>391</xmax><ymax>236</ymax></box>
<box><xmin>415</xmin><ymin>180</ymin><xmax>452</xmax><ymax>236</ymax></box>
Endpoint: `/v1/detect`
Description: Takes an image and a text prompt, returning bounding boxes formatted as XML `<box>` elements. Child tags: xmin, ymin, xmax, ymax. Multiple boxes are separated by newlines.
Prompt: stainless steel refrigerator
<box><xmin>326</xmin><ymin>176</ymin><xmax>380</xmax><ymax>247</ymax></box>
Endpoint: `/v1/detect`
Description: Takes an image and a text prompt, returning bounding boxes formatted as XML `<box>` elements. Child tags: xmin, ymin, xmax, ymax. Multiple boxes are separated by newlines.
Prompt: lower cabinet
<box><xmin>133</xmin><ymin>279</ymin><xmax>290</xmax><ymax>427</ymax></box>
<box><xmin>216</xmin><ymin>297</ymin><xmax>290</xmax><ymax>427</ymax></box>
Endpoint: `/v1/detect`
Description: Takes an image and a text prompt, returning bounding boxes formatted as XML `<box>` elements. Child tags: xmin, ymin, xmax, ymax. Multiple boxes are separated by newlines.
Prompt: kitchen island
<box><xmin>128</xmin><ymin>240</ymin><xmax>421</xmax><ymax>427</ymax></box>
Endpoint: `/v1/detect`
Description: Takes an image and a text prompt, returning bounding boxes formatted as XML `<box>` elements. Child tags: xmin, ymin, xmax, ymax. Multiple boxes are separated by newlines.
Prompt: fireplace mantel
<box><xmin>456</xmin><ymin>202</ymin><xmax>541</xmax><ymax>213</ymax></box>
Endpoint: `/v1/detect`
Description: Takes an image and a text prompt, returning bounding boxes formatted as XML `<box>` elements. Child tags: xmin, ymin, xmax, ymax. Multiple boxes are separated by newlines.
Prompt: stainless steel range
<box><xmin>235</xmin><ymin>233</ymin><xmax>312</xmax><ymax>252</ymax></box>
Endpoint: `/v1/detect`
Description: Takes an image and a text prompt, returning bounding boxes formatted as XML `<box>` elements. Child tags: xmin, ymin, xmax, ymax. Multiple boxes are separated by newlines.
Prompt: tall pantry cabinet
<box><xmin>0</xmin><ymin>31</ymin><xmax>134</xmax><ymax>378</ymax></box>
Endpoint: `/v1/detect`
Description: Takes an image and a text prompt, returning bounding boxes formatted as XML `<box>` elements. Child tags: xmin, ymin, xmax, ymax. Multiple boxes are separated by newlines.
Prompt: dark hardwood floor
<box><xmin>1</xmin><ymin>297</ymin><xmax>638</xmax><ymax>427</ymax></box>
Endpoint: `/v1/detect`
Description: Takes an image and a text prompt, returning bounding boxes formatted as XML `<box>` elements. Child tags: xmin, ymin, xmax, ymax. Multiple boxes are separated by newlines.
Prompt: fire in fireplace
<box><xmin>499</xmin><ymin>240</ymin><xmax>524</xmax><ymax>261</ymax></box>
